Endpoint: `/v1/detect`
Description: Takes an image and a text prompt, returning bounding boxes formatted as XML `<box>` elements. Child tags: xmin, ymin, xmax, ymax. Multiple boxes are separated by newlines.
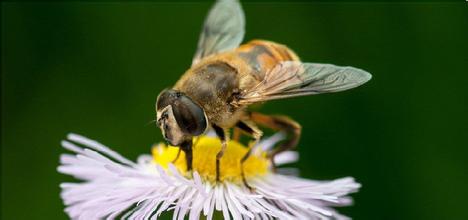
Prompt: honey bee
<box><xmin>156</xmin><ymin>0</ymin><xmax>371</xmax><ymax>185</ymax></box>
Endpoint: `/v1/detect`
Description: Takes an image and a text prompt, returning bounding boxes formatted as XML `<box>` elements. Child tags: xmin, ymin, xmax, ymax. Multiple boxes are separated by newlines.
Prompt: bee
<box><xmin>156</xmin><ymin>0</ymin><xmax>371</xmax><ymax>185</ymax></box>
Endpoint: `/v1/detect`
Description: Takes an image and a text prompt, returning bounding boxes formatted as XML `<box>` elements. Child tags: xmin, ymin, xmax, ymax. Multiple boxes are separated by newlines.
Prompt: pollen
<box><xmin>152</xmin><ymin>136</ymin><xmax>269</xmax><ymax>183</ymax></box>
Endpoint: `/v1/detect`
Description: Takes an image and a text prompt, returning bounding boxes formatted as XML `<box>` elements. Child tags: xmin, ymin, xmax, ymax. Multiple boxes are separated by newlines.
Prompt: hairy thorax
<box><xmin>174</xmin><ymin>58</ymin><xmax>248</xmax><ymax>128</ymax></box>
<box><xmin>173</xmin><ymin>40</ymin><xmax>298</xmax><ymax>128</ymax></box>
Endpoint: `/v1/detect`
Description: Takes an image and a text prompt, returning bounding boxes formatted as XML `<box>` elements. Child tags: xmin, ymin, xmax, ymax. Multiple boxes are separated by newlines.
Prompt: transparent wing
<box><xmin>192</xmin><ymin>0</ymin><xmax>245</xmax><ymax>66</ymax></box>
<box><xmin>238</xmin><ymin>61</ymin><xmax>372</xmax><ymax>104</ymax></box>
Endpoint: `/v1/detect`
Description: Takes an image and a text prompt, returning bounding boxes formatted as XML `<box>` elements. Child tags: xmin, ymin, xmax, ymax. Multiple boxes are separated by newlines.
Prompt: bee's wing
<box><xmin>238</xmin><ymin>61</ymin><xmax>372</xmax><ymax>104</ymax></box>
<box><xmin>192</xmin><ymin>0</ymin><xmax>245</xmax><ymax>66</ymax></box>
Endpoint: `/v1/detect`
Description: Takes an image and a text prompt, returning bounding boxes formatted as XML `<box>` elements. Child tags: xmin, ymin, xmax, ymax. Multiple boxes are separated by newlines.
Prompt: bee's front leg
<box><xmin>212</xmin><ymin>124</ymin><xmax>229</xmax><ymax>182</ymax></box>
<box><xmin>180</xmin><ymin>140</ymin><xmax>193</xmax><ymax>171</ymax></box>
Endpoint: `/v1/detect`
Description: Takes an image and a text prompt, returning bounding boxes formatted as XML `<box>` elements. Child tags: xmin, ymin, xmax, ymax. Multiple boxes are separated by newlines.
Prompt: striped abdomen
<box><xmin>235</xmin><ymin>40</ymin><xmax>300</xmax><ymax>81</ymax></box>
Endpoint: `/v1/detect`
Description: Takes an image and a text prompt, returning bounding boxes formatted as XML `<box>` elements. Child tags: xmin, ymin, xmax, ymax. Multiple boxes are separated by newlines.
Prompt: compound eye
<box><xmin>156</xmin><ymin>89</ymin><xmax>174</xmax><ymax>111</ymax></box>
<box><xmin>172</xmin><ymin>95</ymin><xmax>207</xmax><ymax>136</ymax></box>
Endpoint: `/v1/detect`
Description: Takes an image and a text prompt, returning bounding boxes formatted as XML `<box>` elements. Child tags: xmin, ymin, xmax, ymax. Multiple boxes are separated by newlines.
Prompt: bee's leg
<box><xmin>235</xmin><ymin>120</ymin><xmax>263</xmax><ymax>191</ymax></box>
<box><xmin>250</xmin><ymin>112</ymin><xmax>301</xmax><ymax>170</ymax></box>
<box><xmin>213</xmin><ymin>124</ymin><xmax>229</xmax><ymax>182</ymax></box>
<box><xmin>232</xmin><ymin>127</ymin><xmax>242</xmax><ymax>141</ymax></box>
<box><xmin>180</xmin><ymin>140</ymin><xmax>193</xmax><ymax>171</ymax></box>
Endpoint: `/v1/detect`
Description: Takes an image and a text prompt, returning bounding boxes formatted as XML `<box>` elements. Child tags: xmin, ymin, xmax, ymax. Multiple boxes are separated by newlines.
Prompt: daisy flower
<box><xmin>58</xmin><ymin>133</ymin><xmax>360</xmax><ymax>219</ymax></box>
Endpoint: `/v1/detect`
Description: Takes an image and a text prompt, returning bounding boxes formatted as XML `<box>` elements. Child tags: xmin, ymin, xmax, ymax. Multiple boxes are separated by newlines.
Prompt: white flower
<box><xmin>58</xmin><ymin>133</ymin><xmax>360</xmax><ymax>220</ymax></box>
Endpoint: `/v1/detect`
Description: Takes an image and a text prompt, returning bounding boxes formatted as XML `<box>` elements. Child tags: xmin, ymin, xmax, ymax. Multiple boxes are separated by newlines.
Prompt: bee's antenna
<box><xmin>146</xmin><ymin>119</ymin><xmax>157</xmax><ymax>126</ymax></box>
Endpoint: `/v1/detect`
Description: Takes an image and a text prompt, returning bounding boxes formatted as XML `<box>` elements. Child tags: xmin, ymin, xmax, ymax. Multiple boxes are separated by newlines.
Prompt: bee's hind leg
<box><xmin>213</xmin><ymin>125</ymin><xmax>229</xmax><ymax>182</ymax></box>
<box><xmin>250</xmin><ymin>112</ymin><xmax>302</xmax><ymax>171</ymax></box>
<box><xmin>235</xmin><ymin>120</ymin><xmax>263</xmax><ymax>191</ymax></box>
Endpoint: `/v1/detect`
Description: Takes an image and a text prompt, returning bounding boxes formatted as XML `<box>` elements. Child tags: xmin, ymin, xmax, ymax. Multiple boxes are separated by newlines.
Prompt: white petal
<box><xmin>256</xmin><ymin>132</ymin><xmax>285</xmax><ymax>151</ymax></box>
<box><xmin>59</xmin><ymin>133</ymin><xmax>360</xmax><ymax>220</ymax></box>
<box><xmin>273</xmin><ymin>151</ymin><xmax>299</xmax><ymax>165</ymax></box>
<box><xmin>67</xmin><ymin>133</ymin><xmax>135</xmax><ymax>166</ymax></box>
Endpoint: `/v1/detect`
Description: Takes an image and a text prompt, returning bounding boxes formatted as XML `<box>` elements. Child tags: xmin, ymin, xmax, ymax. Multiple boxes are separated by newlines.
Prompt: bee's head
<box><xmin>156</xmin><ymin>89</ymin><xmax>207</xmax><ymax>146</ymax></box>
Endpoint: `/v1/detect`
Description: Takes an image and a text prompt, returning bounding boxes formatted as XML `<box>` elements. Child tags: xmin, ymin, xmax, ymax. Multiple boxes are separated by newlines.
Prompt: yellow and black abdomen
<box><xmin>235</xmin><ymin>40</ymin><xmax>300</xmax><ymax>81</ymax></box>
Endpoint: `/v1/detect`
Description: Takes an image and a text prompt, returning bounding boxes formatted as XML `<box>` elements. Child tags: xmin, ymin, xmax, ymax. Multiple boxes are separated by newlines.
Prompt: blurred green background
<box><xmin>2</xmin><ymin>1</ymin><xmax>468</xmax><ymax>219</ymax></box>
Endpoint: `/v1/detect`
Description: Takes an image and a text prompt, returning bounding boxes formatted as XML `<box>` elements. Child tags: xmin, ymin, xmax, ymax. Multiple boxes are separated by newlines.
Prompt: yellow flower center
<box><xmin>152</xmin><ymin>136</ymin><xmax>269</xmax><ymax>183</ymax></box>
